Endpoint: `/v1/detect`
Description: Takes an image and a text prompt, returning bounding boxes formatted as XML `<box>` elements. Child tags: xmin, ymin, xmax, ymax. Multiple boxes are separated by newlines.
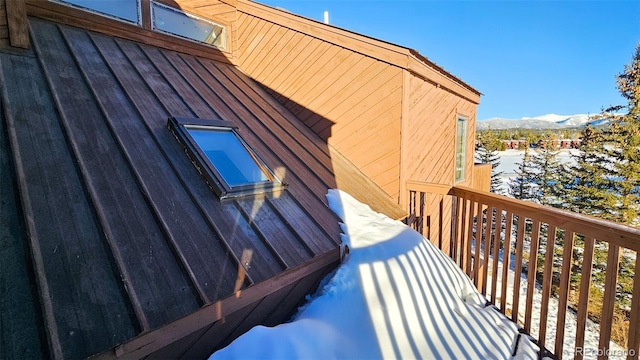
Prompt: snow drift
<box><xmin>210</xmin><ymin>190</ymin><xmax>540</xmax><ymax>359</ymax></box>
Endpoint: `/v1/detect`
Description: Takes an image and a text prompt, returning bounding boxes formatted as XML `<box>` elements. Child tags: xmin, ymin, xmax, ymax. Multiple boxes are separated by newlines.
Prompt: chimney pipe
<box><xmin>324</xmin><ymin>11</ymin><xmax>329</xmax><ymax>24</ymax></box>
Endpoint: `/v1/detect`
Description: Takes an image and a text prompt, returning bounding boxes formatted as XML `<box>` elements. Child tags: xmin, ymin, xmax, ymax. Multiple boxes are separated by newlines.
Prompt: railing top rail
<box><xmin>406</xmin><ymin>181</ymin><xmax>640</xmax><ymax>252</ymax></box>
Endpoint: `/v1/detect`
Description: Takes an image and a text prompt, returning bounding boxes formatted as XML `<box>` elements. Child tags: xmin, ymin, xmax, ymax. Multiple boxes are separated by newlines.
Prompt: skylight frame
<box><xmin>168</xmin><ymin>117</ymin><xmax>284</xmax><ymax>199</ymax></box>
<box><xmin>50</xmin><ymin>0</ymin><xmax>142</xmax><ymax>25</ymax></box>
<box><xmin>150</xmin><ymin>1</ymin><xmax>228</xmax><ymax>51</ymax></box>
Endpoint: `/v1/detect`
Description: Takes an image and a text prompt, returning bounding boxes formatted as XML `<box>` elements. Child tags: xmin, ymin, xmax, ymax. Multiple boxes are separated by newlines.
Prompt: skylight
<box><xmin>53</xmin><ymin>0</ymin><xmax>141</xmax><ymax>24</ymax></box>
<box><xmin>151</xmin><ymin>1</ymin><xmax>227</xmax><ymax>50</ymax></box>
<box><xmin>168</xmin><ymin>117</ymin><xmax>282</xmax><ymax>199</ymax></box>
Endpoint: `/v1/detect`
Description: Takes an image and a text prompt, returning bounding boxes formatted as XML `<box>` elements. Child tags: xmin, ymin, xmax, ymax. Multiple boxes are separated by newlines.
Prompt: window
<box><xmin>52</xmin><ymin>0</ymin><xmax>141</xmax><ymax>24</ymax></box>
<box><xmin>151</xmin><ymin>1</ymin><xmax>227</xmax><ymax>50</ymax></box>
<box><xmin>168</xmin><ymin>117</ymin><xmax>282</xmax><ymax>198</ymax></box>
<box><xmin>455</xmin><ymin>115</ymin><xmax>468</xmax><ymax>182</ymax></box>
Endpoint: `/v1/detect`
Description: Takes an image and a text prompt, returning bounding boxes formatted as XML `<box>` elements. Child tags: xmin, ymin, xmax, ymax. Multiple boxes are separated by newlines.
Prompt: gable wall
<box><xmin>236</xmin><ymin>9</ymin><xmax>403</xmax><ymax>202</ymax></box>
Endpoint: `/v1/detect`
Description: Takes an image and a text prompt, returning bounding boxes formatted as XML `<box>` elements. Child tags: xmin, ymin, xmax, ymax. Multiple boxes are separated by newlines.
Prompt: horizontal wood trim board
<box><xmin>94</xmin><ymin>248</ymin><xmax>341</xmax><ymax>360</ymax></box>
<box><xmin>25</xmin><ymin>0</ymin><xmax>233</xmax><ymax>64</ymax></box>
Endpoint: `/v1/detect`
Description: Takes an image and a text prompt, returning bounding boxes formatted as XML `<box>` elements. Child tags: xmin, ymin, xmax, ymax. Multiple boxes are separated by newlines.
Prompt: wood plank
<box><xmin>459</xmin><ymin>198</ymin><xmax>469</xmax><ymax>272</ymax></box>
<box><xmin>94</xmin><ymin>248</ymin><xmax>340</xmax><ymax>360</ymax></box>
<box><xmin>598</xmin><ymin>243</ymin><xmax>620</xmax><ymax>359</ymax></box>
<box><xmin>539</xmin><ymin>225</ymin><xmax>558</xmax><ymax>348</ymax></box>
<box><xmin>500</xmin><ymin>211</ymin><xmax>513</xmax><ymax>314</ymax></box>
<box><xmin>480</xmin><ymin>206</ymin><xmax>493</xmax><ymax>293</ymax></box>
<box><xmin>240</xmin><ymin>21</ymin><xmax>285</xmax><ymax>74</ymax></box>
<box><xmin>574</xmin><ymin>236</ymin><xmax>595</xmax><ymax>360</ymax></box>
<box><xmin>31</xmin><ymin>19</ymin><xmax>200</xmax><ymax>329</ymax></box>
<box><xmin>524</xmin><ymin>219</ymin><xmax>540</xmax><ymax>334</ymax></box>
<box><xmin>1</xmin><ymin>50</ymin><xmax>138</xmax><ymax>358</ymax></box>
<box><xmin>267</xmin><ymin>195</ymin><xmax>339</xmax><ymax>252</ymax></box>
<box><xmin>511</xmin><ymin>215</ymin><xmax>526</xmax><ymax>324</ymax></box>
<box><xmin>245</xmin><ymin>25</ymin><xmax>296</xmax><ymax>80</ymax></box>
<box><xmin>62</xmin><ymin>26</ymin><xmax>242</xmax><ymax>304</ymax></box>
<box><xmin>0</xmin><ymin>53</ymin><xmax>48</xmax><ymax>360</ymax></box>
<box><xmin>235</xmin><ymin>197</ymin><xmax>313</xmax><ymax>268</ymax></box>
<box><xmin>6</xmin><ymin>0</ymin><xmax>28</xmax><ymax>48</ymax></box>
<box><xmin>465</xmin><ymin>200</ymin><xmax>476</xmax><ymax>277</ymax></box>
<box><xmin>490</xmin><ymin>208</ymin><xmax>503</xmax><ymax>304</ymax></box>
<box><xmin>97</xmin><ymin>38</ymin><xmax>283</xmax><ymax>284</ymax></box>
<box><xmin>555</xmin><ymin>231</ymin><xmax>575</xmax><ymax>356</ymax></box>
<box><xmin>627</xmin><ymin>254</ymin><xmax>640</xmax><ymax>360</ymax></box>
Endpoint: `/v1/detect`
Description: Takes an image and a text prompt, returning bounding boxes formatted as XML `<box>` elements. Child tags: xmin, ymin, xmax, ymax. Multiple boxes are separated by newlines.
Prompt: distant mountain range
<box><xmin>477</xmin><ymin>114</ymin><xmax>610</xmax><ymax>130</ymax></box>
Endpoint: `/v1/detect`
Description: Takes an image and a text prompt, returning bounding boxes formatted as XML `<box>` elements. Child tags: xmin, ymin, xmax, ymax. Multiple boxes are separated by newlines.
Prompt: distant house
<box><xmin>0</xmin><ymin>0</ymin><xmax>483</xmax><ymax>358</ymax></box>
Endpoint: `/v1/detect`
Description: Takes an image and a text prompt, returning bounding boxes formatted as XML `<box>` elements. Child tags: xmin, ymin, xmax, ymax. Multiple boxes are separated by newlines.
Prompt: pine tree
<box><xmin>508</xmin><ymin>147</ymin><xmax>537</xmax><ymax>201</ymax></box>
<box><xmin>529</xmin><ymin>136</ymin><xmax>568</xmax><ymax>207</ymax></box>
<box><xmin>564</xmin><ymin>125</ymin><xmax>618</xmax><ymax>219</ymax></box>
<box><xmin>475</xmin><ymin>130</ymin><xmax>505</xmax><ymax>194</ymax></box>
<box><xmin>594</xmin><ymin>44</ymin><xmax>640</xmax><ymax>225</ymax></box>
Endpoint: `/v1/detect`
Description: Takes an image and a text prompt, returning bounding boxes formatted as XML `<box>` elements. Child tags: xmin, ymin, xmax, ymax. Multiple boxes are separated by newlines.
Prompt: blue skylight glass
<box><xmin>186</xmin><ymin>127</ymin><xmax>269</xmax><ymax>187</ymax></box>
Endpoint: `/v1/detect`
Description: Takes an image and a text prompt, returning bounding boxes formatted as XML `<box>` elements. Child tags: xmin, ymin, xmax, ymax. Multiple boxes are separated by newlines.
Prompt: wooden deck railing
<box><xmin>406</xmin><ymin>181</ymin><xmax>640</xmax><ymax>359</ymax></box>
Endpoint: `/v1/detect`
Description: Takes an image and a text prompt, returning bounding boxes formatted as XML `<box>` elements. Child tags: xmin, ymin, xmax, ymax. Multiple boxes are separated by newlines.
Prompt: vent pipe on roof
<box><xmin>324</xmin><ymin>11</ymin><xmax>329</xmax><ymax>24</ymax></box>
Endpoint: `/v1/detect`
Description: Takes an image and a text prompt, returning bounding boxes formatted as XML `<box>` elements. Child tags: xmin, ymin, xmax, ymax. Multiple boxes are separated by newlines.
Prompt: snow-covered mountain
<box><xmin>477</xmin><ymin>114</ymin><xmax>607</xmax><ymax>130</ymax></box>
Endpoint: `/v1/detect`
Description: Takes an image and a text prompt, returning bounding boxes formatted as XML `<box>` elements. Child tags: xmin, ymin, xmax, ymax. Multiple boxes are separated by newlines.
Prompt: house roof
<box><xmin>0</xmin><ymin>16</ymin><xmax>412</xmax><ymax>359</ymax></box>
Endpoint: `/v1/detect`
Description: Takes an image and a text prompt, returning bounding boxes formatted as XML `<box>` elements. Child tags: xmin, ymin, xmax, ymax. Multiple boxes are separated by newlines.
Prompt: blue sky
<box><xmin>257</xmin><ymin>0</ymin><xmax>640</xmax><ymax>120</ymax></box>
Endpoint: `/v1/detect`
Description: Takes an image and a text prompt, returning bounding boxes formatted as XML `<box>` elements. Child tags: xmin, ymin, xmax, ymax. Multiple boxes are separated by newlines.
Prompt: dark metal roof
<box><xmin>0</xmin><ymin>17</ymin><xmax>346</xmax><ymax>359</ymax></box>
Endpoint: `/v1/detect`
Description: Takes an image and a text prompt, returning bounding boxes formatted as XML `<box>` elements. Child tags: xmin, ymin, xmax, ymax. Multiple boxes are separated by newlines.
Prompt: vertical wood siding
<box><xmin>236</xmin><ymin>12</ymin><xmax>403</xmax><ymax>201</ymax></box>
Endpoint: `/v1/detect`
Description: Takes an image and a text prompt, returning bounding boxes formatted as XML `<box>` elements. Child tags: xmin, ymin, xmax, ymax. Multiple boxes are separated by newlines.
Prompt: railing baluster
<box><xmin>466</xmin><ymin>200</ymin><xmax>476</xmax><ymax>277</ymax></box>
<box><xmin>459</xmin><ymin>197</ymin><xmax>468</xmax><ymax>270</ymax></box>
<box><xmin>598</xmin><ymin>243</ymin><xmax>620</xmax><ymax>359</ymax></box>
<box><xmin>555</xmin><ymin>231</ymin><xmax>575</xmax><ymax>357</ymax></box>
<box><xmin>419</xmin><ymin>191</ymin><xmax>426</xmax><ymax>237</ymax></box>
<box><xmin>480</xmin><ymin>205</ymin><xmax>493</xmax><ymax>292</ymax></box>
<box><xmin>512</xmin><ymin>215</ymin><xmax>526</xmax><ymax>325</ymax></box>
<box><xmin>539</xmin><ymin>225</ymin><xmax>558</xmax><ymax>349</ymax></box>
<box><xmin>628</xmin><ymin>253</ymin><xmax>640</xmax><ymax>360</ymax></box>
<box><xmin>524</xmin><ymin>220</ymin><xmax>541</xmax><ymax>334</ymax></box>
<box><xmin>500</xmin><ymin>211</ymin><xmax>514</xmax><ymax>314</ymax></box>
<box><xmin>575</xmin><ymin>236</ymin><xmax>595</xmax><ymax>360</ymax></box>
<box><xmin>452</xmin><ymin>196</ymin><xmax>462</xmax><ymax>263</ymax></box>
<box><xmin>473</xmin><ymin>203</ymin><xmax>482</xmax><ymax>290</ymax></box>
<box><xmin>490</xmin><ymin>208</ymin><xmax>503</xmax><ymax>305</ymax></box>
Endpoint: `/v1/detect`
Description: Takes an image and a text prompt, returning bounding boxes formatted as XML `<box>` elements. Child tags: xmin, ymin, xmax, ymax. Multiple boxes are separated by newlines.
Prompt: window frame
<box><xmin>168</xmin><ymin>117</ymin><xmax>284</xmax><ymax>199</ymax></box>
<box><xmin>51</xmin><ymin>0</ymin><xmax>142</xmax><ymax>25</ymax></box>
<box><xmin>454</xmin><ymin>115</ymin><xmax>468</xmax><ymax>183</ymax></box>
<box><xmin>150</xmin><ymin>1</ymin><xmax>228</xmax><ymax>50</ymax></box>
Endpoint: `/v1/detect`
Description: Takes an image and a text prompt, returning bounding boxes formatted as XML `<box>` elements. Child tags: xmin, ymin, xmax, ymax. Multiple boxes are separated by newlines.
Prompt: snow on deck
<box><xmin>210</xmin><ymin>190</ymin><xmax>541</xmax><ymax>359</ymax></box>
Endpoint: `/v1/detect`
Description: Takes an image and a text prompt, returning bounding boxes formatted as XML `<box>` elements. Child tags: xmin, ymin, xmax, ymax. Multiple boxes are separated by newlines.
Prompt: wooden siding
<box><xmin>403</xmin><ymin>70</ymin><xmax>477</xmax><ymax>187</ymax></box>
<box><xmin>0</xmin><ymin>17</ymin><xmax>344</xmax><ymax>359</ymax></box>
<box><xmin>401</xmin><ymin>70</ymin><xmax>477</xmax><ymax>249</ymax></box>
<box><xmin>236</xmin><ymin>11</ymin><xmax>403</xmax><ymax>201</ymax></box>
